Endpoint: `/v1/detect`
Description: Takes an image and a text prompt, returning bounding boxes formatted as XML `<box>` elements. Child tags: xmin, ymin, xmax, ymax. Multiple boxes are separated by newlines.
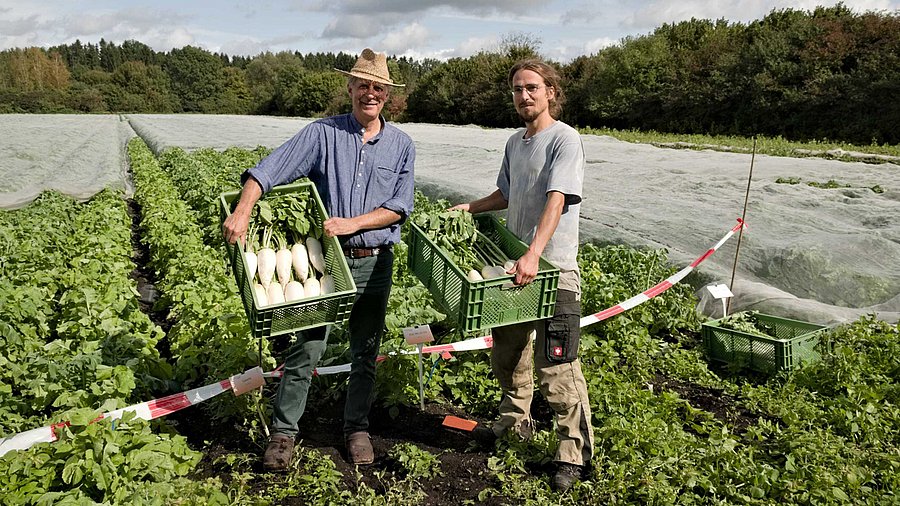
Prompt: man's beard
<box><xmin>517</xmin><ymin>106</ymin><xmax>540</xmax><ymax>123</ymax></box>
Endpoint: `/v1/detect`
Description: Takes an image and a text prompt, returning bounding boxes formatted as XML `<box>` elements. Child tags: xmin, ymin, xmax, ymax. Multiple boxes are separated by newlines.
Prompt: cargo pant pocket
<box><xmin>544</xmin><ymin>290</ymin><xmax>581</xmax><ymax>364</ymax></box>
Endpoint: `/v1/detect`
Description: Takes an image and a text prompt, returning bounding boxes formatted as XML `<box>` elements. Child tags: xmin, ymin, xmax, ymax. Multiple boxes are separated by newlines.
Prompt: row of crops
<box><xmin>1</xmin><ymin>138</ymin><xmax>899</xmax><ymax>504</ymax></box>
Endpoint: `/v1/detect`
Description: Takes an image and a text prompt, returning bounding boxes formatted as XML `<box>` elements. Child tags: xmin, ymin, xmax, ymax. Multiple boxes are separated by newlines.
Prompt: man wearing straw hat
<box><xmin>223</xmin><ymin>48</ymin><xmax>414</xmax><ymax>470</ymax></box>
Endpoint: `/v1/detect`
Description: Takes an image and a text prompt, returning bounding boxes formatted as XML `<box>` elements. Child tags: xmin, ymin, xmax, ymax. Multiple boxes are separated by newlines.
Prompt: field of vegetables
<box><xmin>1</xmin><ymin>132</ymin><xmax>899</xmax><ymax>505</ymax></box>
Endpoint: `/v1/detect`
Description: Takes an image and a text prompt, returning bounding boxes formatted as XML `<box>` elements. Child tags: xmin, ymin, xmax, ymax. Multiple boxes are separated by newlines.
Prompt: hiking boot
<box><xmin>470</xmin><ymin>424</ymin><xmax>498</xmax><ymax>446</ymax></box>
<box><xmin>345</xmin><ymin>431</ymin><xmax>374</xmax><ymax>465</ymax></box>
<box><xmin>552</xmin><ymin>463</ymin><xmax>583</xmax><ymax>492</ymax></box>
<box><xmin>263</xmin><ymin>433</ymin><xmax>294</xmax><ymax>472</ymax></box>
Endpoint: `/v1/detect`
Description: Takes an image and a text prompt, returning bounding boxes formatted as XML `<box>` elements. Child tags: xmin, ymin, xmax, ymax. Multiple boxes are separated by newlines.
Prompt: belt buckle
<box><xmin>345</xmin><ymin>245</ymin><xmax>388</xmax><ymax>259</ymax></box>
<box><xmin>347</xmin><ymin>247</ymin><xmax>370</xmax><ymax>259</ymax></box>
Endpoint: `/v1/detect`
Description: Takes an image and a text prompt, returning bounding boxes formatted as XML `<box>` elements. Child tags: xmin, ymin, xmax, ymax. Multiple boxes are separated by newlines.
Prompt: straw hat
<box><xmin>335</xmin><ymin>48</ymin><xmax>404</xmax><ymax>87</ymax></box>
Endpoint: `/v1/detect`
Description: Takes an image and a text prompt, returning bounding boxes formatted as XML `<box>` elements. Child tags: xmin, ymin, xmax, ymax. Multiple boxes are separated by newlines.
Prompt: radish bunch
<box><xmin>246</xmin><ymin>228</ymin><xmax>334</xmax><ymax>307</ymax></box>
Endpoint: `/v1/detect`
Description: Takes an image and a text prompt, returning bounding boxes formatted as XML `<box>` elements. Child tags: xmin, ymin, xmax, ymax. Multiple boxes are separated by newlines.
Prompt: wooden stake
<box><xmin>728</xmin><ymin>136</ymin><xmax>755</xmax><ymax>312</ymax></box>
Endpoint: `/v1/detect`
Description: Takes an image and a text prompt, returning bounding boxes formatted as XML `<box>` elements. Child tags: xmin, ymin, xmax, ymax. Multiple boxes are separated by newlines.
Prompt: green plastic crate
<box><xmin>702</xmin><ymin>312</ymin><xmax>826</xmax><ymax>374</ymax></box>
<box><xmin>408</xmin><ymin>214</ymin><xmax>559</xmax><ymax>334</ymax></box>
<box><xmin>219</xmin><ymin>181</ymin><xmax>356</xmax><ymax>338</ymax></box>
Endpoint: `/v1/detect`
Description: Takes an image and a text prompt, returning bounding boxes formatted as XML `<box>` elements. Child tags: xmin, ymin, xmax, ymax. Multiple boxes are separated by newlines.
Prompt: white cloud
<box><xmin>219</xmin><ymin>34</ymin><xmax>312</xmax><ymax>57</ymax></box>
<box><xmin>584</xmin><ymin>36</ymin><xmax>618</xmax><ymax>54</ymax></box>
<box><xmin>159</xmin><ymin>27</ymin><xmax>196</xmax><ymax>51</ymax></box>
<box><xmin>560</xmin><ymin>6</ymin><xmax>602</xmax><ymax>25</ymax></box>
<box><xmin>322</xmin><ymin>14</ymin><xmax>394</xmax><ymax>39</ymax></box>
<box><xmin>380</xmin><ymin>22</ymin><xmax>429</xmax><ymax>54</ymax></box>
<box><xmin>453</xmin><ymin>35</ymin><xmax>500</xmax><ymax>57</ymax></box>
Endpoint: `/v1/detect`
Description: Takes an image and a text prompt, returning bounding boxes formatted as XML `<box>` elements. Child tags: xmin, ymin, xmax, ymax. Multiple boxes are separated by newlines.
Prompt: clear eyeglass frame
<box><xmin>511</xmin><ymin>84</ymin><xmax>545</xmax><ymax>96</ymax></box>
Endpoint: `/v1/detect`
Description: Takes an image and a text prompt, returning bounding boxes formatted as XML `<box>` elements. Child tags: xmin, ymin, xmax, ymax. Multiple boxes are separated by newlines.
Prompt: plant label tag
<box><xmin>403</xmin><ymin>325</ymin><xmax>434</xmax><ymax>345</ymax></box>
<box><xmin>231</xmin><ymin>366</ymin><xmax>265</xmax><ymax>396</ymax></box>
<box><xmin>706</xmin><ymin>283</ymin><xmax>734</xmax><ymax>300</ymax></box>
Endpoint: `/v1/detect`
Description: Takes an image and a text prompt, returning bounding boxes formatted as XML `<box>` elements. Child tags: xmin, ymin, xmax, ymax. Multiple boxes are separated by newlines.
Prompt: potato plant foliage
<box><xmin>1</xmin><ymin>142</ymin><xmax>897</xmax><ymax>505</ymax></box>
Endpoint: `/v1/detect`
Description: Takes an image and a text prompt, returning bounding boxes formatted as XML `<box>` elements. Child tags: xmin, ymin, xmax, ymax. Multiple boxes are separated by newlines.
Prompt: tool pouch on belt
<box><xmin>544</xmin><ymin>289</ymin><xmax>581</xmax><ymax>364</ymax></box>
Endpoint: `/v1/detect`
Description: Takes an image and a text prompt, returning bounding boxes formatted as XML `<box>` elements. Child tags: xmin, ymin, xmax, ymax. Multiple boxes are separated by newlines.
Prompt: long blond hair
<box><xmin>508</xmin><ymin>59</ymin><xmax>565</xmax><ymax>119</ymax></box>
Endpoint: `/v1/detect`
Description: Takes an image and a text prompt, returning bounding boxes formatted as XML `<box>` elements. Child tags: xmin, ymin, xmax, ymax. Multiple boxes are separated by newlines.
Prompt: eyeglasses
<box><xmin>511</xmin><ymin>84</ymin><xmax>545</xmax><ymax>96</ymax></box>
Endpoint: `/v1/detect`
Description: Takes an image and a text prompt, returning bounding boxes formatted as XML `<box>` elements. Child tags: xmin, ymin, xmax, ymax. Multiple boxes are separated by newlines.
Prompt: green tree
<box><xmin>407</xmin><ymin>51</ymin><xmax>529</xmax><ymax>127</ymax></box>
<box><xmin>106</xmin><ymin>60</ymin><xmax>177</xmax><ymax>112</ymax></box>
<box><xmin>218</xmin><ymin>66</ymin><xmax>253</xmax><ymax>114</ymax></box>
<box><xmin>245</xmin><ymin>51</ymin><xmax>303</xmax><ymax>114</ymax></box>
<box><xmin>277</xmin><ymin>68</ymin><xmax>345</xmax><ymax>117</ymax></box>
<box><xmin>165</xmin><ymin>45</ymin><xmax>226</xmax><ymax>112</ymax></box>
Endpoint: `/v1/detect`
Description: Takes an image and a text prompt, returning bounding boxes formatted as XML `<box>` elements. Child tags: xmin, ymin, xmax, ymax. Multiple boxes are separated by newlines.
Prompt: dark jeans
<box><xmin>271</xmin><ymin>250</ymin><xmax>394</xmax><ymax>437</ymax></box>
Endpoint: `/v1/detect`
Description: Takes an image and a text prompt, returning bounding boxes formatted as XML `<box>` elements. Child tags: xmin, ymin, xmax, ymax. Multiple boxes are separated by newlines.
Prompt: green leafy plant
<box><xmin>717</xmin><ymin>310</ymin><xmax>775</xmax><ymax>337</ymax></box>
<box><xmin>388</xmin><ymin>442</ymin><xmax>443</xmax><ymax>480</ymax></box>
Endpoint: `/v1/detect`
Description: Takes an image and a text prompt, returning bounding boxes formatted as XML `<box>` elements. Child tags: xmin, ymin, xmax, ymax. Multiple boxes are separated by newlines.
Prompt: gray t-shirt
<box><xmin>496</xmin><ymin>120</ymin><xmax>584</xmax><ymax>277</ymax></box>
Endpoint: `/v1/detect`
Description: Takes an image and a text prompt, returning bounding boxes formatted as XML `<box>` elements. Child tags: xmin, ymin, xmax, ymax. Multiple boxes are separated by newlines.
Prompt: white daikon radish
<box><xmin>304</xmin><ymin>277</ymin><xmax>321</xmax><ymax>298</ymax></box>
<box><xmin>245</xmin><ymin>249</ymin><xmax>258</xmax><ymax>282</ymax></box>
<box><xmin>493</xmin><ymin>265</ymin><xmax>510</xmax><ymax>277</ymax></box>
<box><xmin>320</xmin><ymin>274</ymin><xmax>334</xmax><ymax>294</ymax></box>
<box><xmin>257</xmin><ymin>227</ymin><xmax>276</xmax><ymax>288</ymax></box>
<box><xmin>480</xmin><ymin>265</ymin><xmax>497</xmax><ymax>279</ymax></box>
<box><xmin>284</xmin><ymin>280</ymin><xmax>305</xmax><ymax>302</ymax></box>
<box><xmin>306</xmin><ymin>236</ymin><xmax>326</xmax><ymax>275</ymax></box>
<box><xmin>467</xmin><ymin>269</ymin><xmax>483</xmax><ymax>282</ymax></box>
<box><xmin>275</xmin><ymin>233</ymin><xmax>293</xmax><ymax>287</ymax></box>
<box><xmin>253</xmin><ymin>283</ymin><xmax>268</xmax><ymax>306</ymax></box>
<box><xmin>267</xmin><ymin>282</ymin><xmax>285</xmax><ymax>305</ymax></box>
<box><xmin>291</xmin><ymin>242</ymin><xmax>309</xmax><ymax>281</ymax></box>
<box><xmin>503</xmin><ymin>259</ymin><xmax>516</xmax><ymax>273</ymax></box>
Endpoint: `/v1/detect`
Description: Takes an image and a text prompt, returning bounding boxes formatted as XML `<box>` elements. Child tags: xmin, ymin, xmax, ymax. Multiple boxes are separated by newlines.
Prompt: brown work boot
<box><xmin>263</xmin><ymin>433</ymin><xmax>294</xmax><ymax>472</ymax></box>
<box><xmin>552</xmin><ymin>462</ymin><xmax>583</xmax><ymax>492</ymax></box>
<box><xmin>345</xmin><ymin>431</ymin><xmax>374</xmax><ymax>465</ymax></box>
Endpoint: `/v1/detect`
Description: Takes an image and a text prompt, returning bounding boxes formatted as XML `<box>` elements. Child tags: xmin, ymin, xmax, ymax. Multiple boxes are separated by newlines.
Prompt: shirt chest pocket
<box><xmin>375</xmin><ymin>165</ymin><xmax>399</xmax><ymax>186</ymax></box>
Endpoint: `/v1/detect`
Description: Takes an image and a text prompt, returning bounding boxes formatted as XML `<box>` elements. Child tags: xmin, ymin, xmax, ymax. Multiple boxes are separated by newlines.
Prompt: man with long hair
<box><xmin>451</xmin><ymin>58</ymin><xmax>593</xmax><ymax>492</ymax></box>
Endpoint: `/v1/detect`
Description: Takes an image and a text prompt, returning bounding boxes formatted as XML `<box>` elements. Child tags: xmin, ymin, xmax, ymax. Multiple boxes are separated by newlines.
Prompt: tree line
<box><xmin>1</xmin><ymin>4</ymin><xmax>897</xmax><ymax>145</ymax></box>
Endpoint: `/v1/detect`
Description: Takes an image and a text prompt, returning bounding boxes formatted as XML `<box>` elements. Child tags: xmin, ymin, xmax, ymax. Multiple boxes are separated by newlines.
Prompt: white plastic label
<box><xmin>706</xmin><ymin>283</ymin><xmax>734</xmax><ymax>300</ymax></box>
<box><xmin>230</xmin><ymin>366</ymin><xmax>265</xmax><ymax>396</ymax></box>
<box><xmin>403</xmin><ymin>324</ymin><xmax>434</xmax><ymax>345</ymax></box>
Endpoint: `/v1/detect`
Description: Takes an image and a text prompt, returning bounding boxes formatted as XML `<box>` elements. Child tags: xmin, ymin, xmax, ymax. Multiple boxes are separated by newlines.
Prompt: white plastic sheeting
<box><xmin>0</xmin><ymin>114</ymin><xmax>134</xmax><ymax>209</ymax></box>
<box><xmin>1</xmin><ymin>114</ymin><xmax>897</xmax><ymax>324</ymax></box>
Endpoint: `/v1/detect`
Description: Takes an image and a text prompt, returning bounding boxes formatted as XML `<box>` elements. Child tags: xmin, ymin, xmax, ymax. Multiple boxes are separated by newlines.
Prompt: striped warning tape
<box><xmin>306</xmin><ymin>218</ymin><xmax>745</xmax><ymax>373</ymax></box>
<box><xmin>579</xmin><ymin>218</ymin><xmax>745</xmax><ymax>327</ymax></box>
<box><xmin>0</xmin><ymin>378</ymin><xmax>232</xmax><ymax>457</ymax></box>
<box><xmin>0</xmin><ymin>219</ymin><xmax>743</xmax><ymax>457</ymax></box>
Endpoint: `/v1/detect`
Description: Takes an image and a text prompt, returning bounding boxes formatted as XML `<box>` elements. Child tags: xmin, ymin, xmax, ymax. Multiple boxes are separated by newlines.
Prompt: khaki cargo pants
<box><xmin>489</xmin><ymin>288</ymin><xmax>594</xmax><ymax>467</ymax></box>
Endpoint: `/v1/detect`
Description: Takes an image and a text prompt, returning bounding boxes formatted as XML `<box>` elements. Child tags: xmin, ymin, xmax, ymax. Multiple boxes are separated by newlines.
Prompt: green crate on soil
<box><xmin>408</xmin><ymin>214</ymin><xmax>559</xmax><ymax>334</ymax></box>
<box><xmin>702</xmin><ymin>312</ymin><xmax>826</xmax><ymax>374</ymax></box>
<box><xmin>219</xmin><ymin>181</ymin><xmax>356</xmax><ymax>339</ymax></box>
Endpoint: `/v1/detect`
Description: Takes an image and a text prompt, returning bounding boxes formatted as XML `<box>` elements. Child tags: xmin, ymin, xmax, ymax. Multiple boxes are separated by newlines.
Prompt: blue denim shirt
<box><xmin>243</xmin><ymin>114</ymin><xmax>415</xmax><ymax>248</ymax></box>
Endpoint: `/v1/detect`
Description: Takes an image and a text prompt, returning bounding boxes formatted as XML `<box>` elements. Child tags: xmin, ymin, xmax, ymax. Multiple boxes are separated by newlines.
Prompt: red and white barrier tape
<box><xmin>0</xmin><ymin>367</ymin><xmax>279</xmax><ymax>457</ymax></box>
<box><xmin>0</xmin><ymin>378</ymin><xmax>232</xmax><ymax>457</ymax></box>
<box><xmin>579</xmin><ymin>218</ymin><xmax>745</xmax><ymax>327</ymax></box>
<box><xmin>306</xmin><ymin>218</ymin><xmax>746</xmax><ymax>373</ymax></box>
<box><xmin>0</xmin><ymin>219</ymin><xmax>743</xmax><ymax>457</ymax></box>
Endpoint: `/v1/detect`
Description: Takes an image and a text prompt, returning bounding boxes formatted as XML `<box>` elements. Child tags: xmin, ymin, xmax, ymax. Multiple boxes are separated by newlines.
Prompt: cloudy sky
<box><xmin>1</xmin><ymin>0</ymin><xmax>897</xmax><ymax>62</ymax></box>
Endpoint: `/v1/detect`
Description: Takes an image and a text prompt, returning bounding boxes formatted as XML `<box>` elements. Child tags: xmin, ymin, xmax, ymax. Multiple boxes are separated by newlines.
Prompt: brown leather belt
<box><xmin>342</xmin><ymin>245</ymin><xmax>391</xmax><ymax>259</ymax></box>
